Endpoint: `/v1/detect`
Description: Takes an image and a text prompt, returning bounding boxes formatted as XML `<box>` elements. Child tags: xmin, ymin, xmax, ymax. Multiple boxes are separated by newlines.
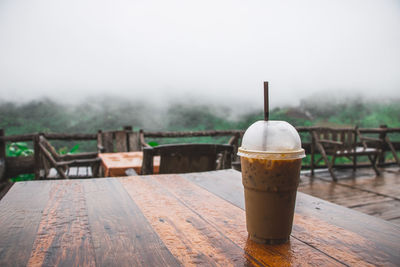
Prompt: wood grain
<box><xmin>153</xmin><ymin>174</ymin><xmax>344</xmax><ymax>266</ymax></box>
<box><xmin>27</xmin><ymin>180</ymin><xmax>96</xmax><ymax>267</ymax></box>
<box><xmin>0</xmin><ymin>181</ymin><xmax>52</xmax><ymax>266</ymax></box>
<box><xmin>99</xmin><ymin>152</ymin><xmax>160</xmax><ymax>177</ymax></box>
<box><xmin>299</xmin><ymin>168</ymin><xmax>400</xmax><ymax>225</ymax></box>
<box><xmin>120</xmin><ymin>175</ymin><xmax>256</xmax><ymax>266</ymax></box>
<box><xmin>184</xmin><ymin>169</ymin><xmax>400</xmax><ymax>266</ymax></box>
<box><xmin>115</xmin><ymin>131</ymin><xmax>128</xmax><ymax>153</ymax></box>
<box><xmin>1</xmin><ymin>170</ymin><xmax>399</xmax><ymax>266</ymax></box>
<box><xmin>337</xmin><ymin>169</ymin><xmax>400</xmax><ymax>200</ymax></box>
<box><xmin>352</xmin><ymin>199</ymin><xmax>400</xmax><ymax>221</ymax></box>
<box><xmin>83</xmin><ymin>178</ymin><xmax>180</xmax><ymax>267</ymax></box>
<box><xmin>299</xmin><ymin>177</ymin><xmax>392</xmax><ymax>207</ymax></box>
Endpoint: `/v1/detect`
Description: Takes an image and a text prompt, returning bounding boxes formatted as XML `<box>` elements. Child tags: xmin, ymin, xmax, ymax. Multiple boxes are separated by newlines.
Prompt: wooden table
<box><xmin>0</xmin><ymin>170</ymin><xmax>399</xmax><ymax>266</ymax></box>
<box><xmin>99</xmin><ymin>151</ymin><xmax>160</xmax><ymax>176</ymax></box>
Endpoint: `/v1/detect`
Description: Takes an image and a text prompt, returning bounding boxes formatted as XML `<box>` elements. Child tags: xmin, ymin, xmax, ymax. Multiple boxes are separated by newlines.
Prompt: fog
<box><xmin>0</xmin><ymin>0</ymin><xmax>399</xmax><ymax>108</ymax></box>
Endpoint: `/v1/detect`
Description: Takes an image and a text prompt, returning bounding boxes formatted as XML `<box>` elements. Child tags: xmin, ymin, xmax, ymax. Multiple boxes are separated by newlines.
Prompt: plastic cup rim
<box><xmin>237</xmin><ymin>147</ymin><xmax>305</xmax><ymax>159</ymax></box>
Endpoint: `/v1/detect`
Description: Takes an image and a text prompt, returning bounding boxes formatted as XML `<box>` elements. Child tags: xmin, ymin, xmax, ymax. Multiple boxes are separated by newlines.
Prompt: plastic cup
<box><xmin>238</xmin><ymin>120</ymin><xmax>305</xmax><ymax>244</ymax></box>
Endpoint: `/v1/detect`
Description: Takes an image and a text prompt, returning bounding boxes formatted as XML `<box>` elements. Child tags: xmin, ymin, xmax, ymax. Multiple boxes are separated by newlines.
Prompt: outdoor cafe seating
<box><xmin>38</xmin><ymin>135</ymin><xmax>101</xmax><ymax>179</ymax></box>
<box><xmin>141</xmin><ymin>143</ymin><xmax>233</xmax><ymax>174</ymax></box>
<box><xmin>311</xmin><ymin>127</ymin><xmax>381</xmax><ymax>181</ymax></box>
<box><xmin>0</xmin><ymin>127</ymin><xmax>399</xmax><ymax>266</ymax></box>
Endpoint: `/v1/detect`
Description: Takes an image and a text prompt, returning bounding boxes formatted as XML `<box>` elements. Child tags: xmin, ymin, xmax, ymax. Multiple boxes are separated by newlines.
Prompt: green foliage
<box><xmin>6</xmin><ymin>142</ymin><xmax>33</xmax><ymax>157</ymax></box>
<box><xmin>2</xmin><ymin>97</ymin><xmax>397</xmax><ymax>183</ymax></box>
<box><xmin>147</xmin><ymin>141</ymin><xmax>159</xmax><ymax>147</ymax></box>
<box><xmin>1</xmin><ymin>97</ymin><xmax>399</xmax><ymax>168</ymax></box>
<box><xmin>2</xmin><ymin>97</ymin><xmax>398</xmax><ymax>137</ymax></box>
<box><xmin>58</xmin><ymin>144</ymin><xmax>80</xmax><ymax>155</ymax></box>
<box><xmin>11</xmin><ymin>174</ymin><xmax>34</xmax><ymax>182</ymax></box>
<box><xmin>5</xmin><ymin>142</ymin><xmax>34</xmax><ymax>182</ymax></box>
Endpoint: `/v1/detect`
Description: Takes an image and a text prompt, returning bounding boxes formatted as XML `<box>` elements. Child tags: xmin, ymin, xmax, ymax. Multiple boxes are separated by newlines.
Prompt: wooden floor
<box><xmin>48</xmin><ymin>166</ymin><xmax>93</xmax><ymax>178</ymax></box>
<box><xmin>299</xmin><ymin>166</ymin><xmax>400</xmax><ymax>226</ymax></box>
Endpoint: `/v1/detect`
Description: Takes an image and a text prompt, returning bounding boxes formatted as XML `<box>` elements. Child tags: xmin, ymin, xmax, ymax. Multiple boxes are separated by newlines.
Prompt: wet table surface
<box><xmin>99</xmin><ymin>151</ymin><xmax>160</xmax><ymax>176</ymax></box>
<box><xmin>0</xmin><ymin>169</ymin><xmax>399</xmax><ymax>266</ymax></box>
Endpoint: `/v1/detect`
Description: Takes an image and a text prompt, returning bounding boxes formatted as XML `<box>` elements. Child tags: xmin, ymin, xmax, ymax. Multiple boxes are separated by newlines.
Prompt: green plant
<box><xmin>147</xmin><ymin>141</ymin><xmax>159</xmax><ymax>147</ymax></box>
<box><xmin>58</xmin><ymin>144</ymin><xmax>80</xmax><ymax>155</ymax></box>
<box><xmin>11</xmin><ymin>173</ymin><xmax>34</xmax><ymax>182</ymax></box>
<box><xmin>6</xmin><ymin>142</ymin><xmax>33</xmax><ymax>157</ymax></box>
<box><xmin>6</xmin><ymin>142</ymin><xmax>34</xmax><ymax>182</ymax></box>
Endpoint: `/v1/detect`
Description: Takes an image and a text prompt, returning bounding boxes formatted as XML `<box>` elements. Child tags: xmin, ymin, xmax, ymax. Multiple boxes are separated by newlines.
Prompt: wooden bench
<box><xmin>311</xmin><ymin>127</ymin><xmax>382</xmax><ymax>181</ymax></box>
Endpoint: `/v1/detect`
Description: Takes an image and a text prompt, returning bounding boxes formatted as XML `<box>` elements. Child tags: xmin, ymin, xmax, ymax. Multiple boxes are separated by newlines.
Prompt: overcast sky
<box><xmin>0</xmin><ymin>0</ymin><xmax>399</xmax><ymax>107</ymax></box>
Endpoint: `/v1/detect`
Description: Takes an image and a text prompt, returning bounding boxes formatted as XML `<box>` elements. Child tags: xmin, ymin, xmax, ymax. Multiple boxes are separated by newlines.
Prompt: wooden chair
<box><xmin>380</xmin><ymin>134</ymin><xmax>400</xmax><ymax>167</ymax></box>
<box><xmin>141</xmin><ymin>144</ymin><xmax>233</xmax><ymax>175</ymax></box>
<box><xmin>387</xmin><ymin>137</ymin><xmax>400</xmax><ymax>166</ymax></box>
<box><xmin>38</xmin><ymin>136</ymin><xmax>101</xmax><ymax>179</ymax></box>
<box><xmin>227</xmin><ymin>132</ymin><xmax>242</xmax><ymax>171</ymax></box>
<box><xmin>97</xmin><ymin>129</ymin><xmax>149</xmax><ymax>153</ymax></box>
<box><xmin>311</xmin><ymin>127</ymin><xmax>381</xmax><ymax>181</ymax></box>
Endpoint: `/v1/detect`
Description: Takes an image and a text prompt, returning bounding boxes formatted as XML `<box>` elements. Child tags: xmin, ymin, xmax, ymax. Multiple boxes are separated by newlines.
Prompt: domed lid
<box><xmin>238</xmin><ymin>120</ymin><xmax>305</xmax><ymax>159</ymax></box>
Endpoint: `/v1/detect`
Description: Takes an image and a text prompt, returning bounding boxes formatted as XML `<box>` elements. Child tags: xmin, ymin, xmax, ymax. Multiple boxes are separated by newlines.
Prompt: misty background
<box><xmin>1</xmin><ymin>0</ymin><xmax>400</xmax><ymax>133</ymax></box>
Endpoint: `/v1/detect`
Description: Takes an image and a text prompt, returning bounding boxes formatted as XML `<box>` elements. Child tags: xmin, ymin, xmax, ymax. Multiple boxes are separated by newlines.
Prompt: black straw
<box><xmin>264</xmin><ymin>81</ymin><xmax>269</xmax><ymax>121</ymax></box>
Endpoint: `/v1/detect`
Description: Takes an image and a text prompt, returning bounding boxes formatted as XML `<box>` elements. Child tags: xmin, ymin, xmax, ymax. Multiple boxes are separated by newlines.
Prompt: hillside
<box><xmin>1</xmin><ymin>97</ymin><xmax>399</xmax><ymax>136</ymax></box>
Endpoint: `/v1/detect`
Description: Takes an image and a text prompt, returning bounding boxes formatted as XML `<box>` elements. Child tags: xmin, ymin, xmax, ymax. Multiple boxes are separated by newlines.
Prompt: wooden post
<box><xmin>353</xmin><ymin>127</ymin><xmax>357</xmax><ymax>171</ymax></box>
<box><xmin>33</xmin><ymin>134</ymin><xmax>41</xmax><ymax>180</ymax></box>
<box><xmin>97</xmin><ymin>130</ymin><xmax>103</xmax><ymax>153</ymax></box>
<box><xmin>0</xmin><ymin>129</ymin><xmax>6</xmax><ymax>182</ymax></box>
<box><xmin>228</xmin><ymin>133</ymin><xmax>240</xmax><ymax>162</ymax></box>
<box><xmin>310</xmin><ymin>129</ymin><xmax>315</xmax><ymax>176</ymax></box>
<box><xmin>141</xmin><ymin>147</ymin><xmax>154</xmax><ymax>175</ymax></box>
<box><xmin>0</xmin><ymin>129</ymin><xmax>5</xmax><ymax>159</ymax></box>
<box><xmin>378</xmin><ymin>125</ymin><xmax>387</xmax><ymax>166</ymax></box>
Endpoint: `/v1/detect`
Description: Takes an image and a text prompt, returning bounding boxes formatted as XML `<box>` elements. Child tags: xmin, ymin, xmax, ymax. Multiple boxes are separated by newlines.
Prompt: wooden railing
<box><xmin>0</xmin><ymin>125</ymin><xmax>399</xmax><ymax>182</ymax></box>
<box><xmin>0</xmin><ymin>131</ymin><xmax>98</xmax><ymax>181</ymax></box>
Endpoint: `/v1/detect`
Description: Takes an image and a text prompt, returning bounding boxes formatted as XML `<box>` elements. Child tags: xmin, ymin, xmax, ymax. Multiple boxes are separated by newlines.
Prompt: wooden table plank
<box><xmin>294</xmin><ymin>196</ymin><xmax>400</xmax><ymax>266</ymax></box>
<box><xmin>151</xmin><ymin>174</ymin><xmax>344</xmax><ymax>266</ymax></box>
<box><xmin>120</xmin><ymin>176</ymin><xmax>257</xmax><ymax>266</ymax></box>
<box><xmin>26</xmin><ymin>180</ymin><xmax>96</xmax><ymax>266</ymax></box>
<box><xmin>83</xmin><ymin>178</ymin><xmax>180</xmax><ymax>266</ymax></box>
<box><xmin>0</xmin><ymin>170</ymin><xmax>399</xmax><ymax>266</ymax></box>
<box><xmin>0</xmin><ymin>181</ymin><xmax>52</xmax><ymax>266</ymax></box>
<box><xmin>352</xmin><ymin>199</ymin><xmax>400</xmax><ymax>220</ymax></box>
<box><xmin>184</xmin><ymin>169</ymin><xmax>400</xmax><ymax>266</ymax></box>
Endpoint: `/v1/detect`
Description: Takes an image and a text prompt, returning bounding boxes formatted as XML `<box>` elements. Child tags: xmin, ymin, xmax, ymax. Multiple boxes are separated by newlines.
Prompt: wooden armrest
<box><xmin>141</xmin><ymin>141</ymin><xmax>152</xmax><ymax>148</ymax></box>
<box><xmin>228</xmin><ymin>133</ymin><xmax>240</xmax><ymax>146</ymax></box>
<box><xmin>59</xmin><ymin>152</ymin><xmax>99</xmax><ymax>161</ymax></box>
<box><xmin>318</xmin><ymin>139</ymin><xmax>343</xmax><ymax>146</ymax></box>
<box><xmin>56</xmin><ymin>158</ymin><xmax>101</xmax><ymax>167</ymax></box>
<box><xmin>359</xmin><ymin>136</ymin><xmax>383</xmax><ymax>142</ymax></box>
<box><xmin>139</xmin><ymin>131</ymin><xmax>151</xmax><ymax>148</ymax></box>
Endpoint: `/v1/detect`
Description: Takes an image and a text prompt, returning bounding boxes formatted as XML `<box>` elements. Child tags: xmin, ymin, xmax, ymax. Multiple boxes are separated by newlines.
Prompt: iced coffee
<box><xmin>238</xmin><ymin>120</ymin><xmax>305</xmax><ymax>244</ymax></box>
